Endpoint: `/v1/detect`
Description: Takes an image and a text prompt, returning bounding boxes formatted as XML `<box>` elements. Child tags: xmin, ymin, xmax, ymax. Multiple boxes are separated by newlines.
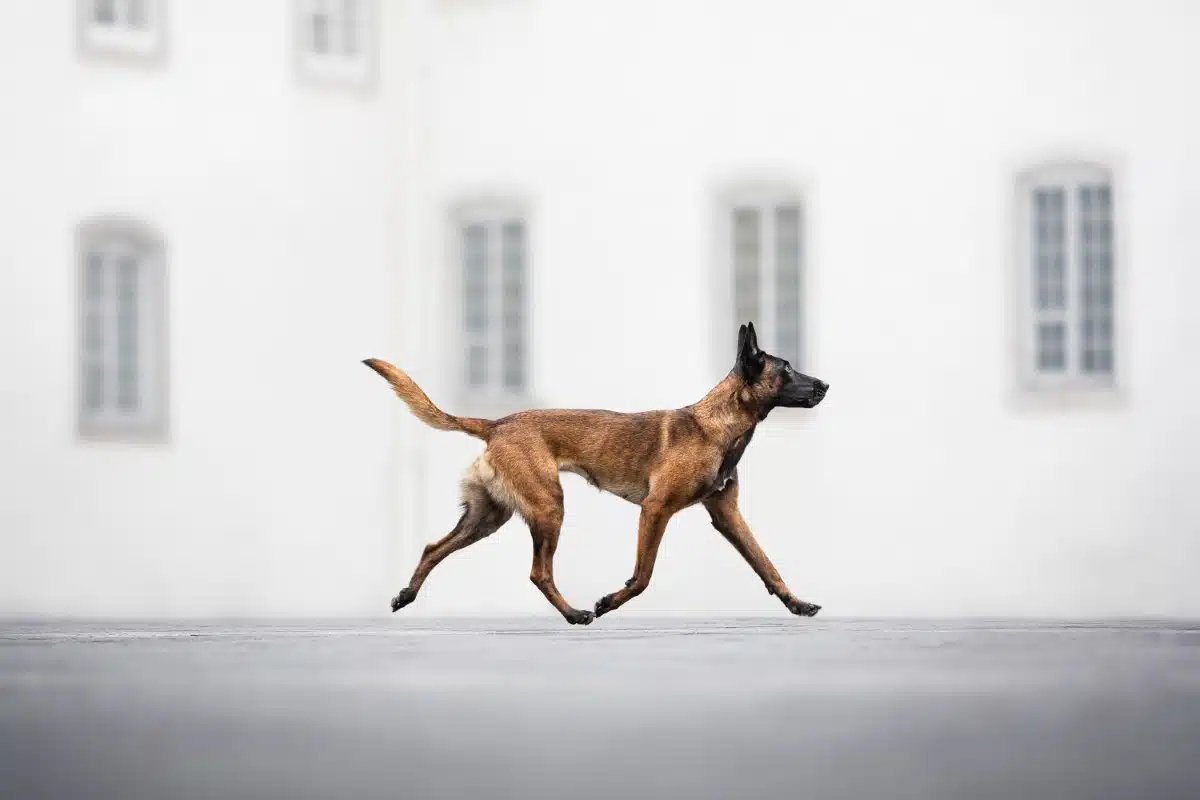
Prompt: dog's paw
<box><xmin>785</xmin><ymin>598</ymin><xmax>821</xmax><ymax>617</ymax></box>
<box><xmin>390</xmin><ymin>588</ymin><xmax>416</xmax><ymax>613</ymax></box>
<box><xmin>594</xmin><ymin>593</ymin><xmax>618</xmax><ymax>618</ymax></box>
<box><xmin>566</xmin><ymin>608</ymin><xmax>595</xmax><ymax>626</ymax></box>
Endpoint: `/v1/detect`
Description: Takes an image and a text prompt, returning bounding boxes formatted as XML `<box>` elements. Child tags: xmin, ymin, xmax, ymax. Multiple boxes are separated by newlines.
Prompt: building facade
<box><xmin>2</xmin><ymin>0</ymin><xmax>1198</xmax><ymax>618</ymax></box>
<box><xmin>0</xmin><ymin>0</ymin><xmax>416</xmax><ymax>616</ymax></box>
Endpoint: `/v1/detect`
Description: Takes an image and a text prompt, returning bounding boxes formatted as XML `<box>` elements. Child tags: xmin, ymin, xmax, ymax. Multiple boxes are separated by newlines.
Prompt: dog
<box><xmin>363</xmin><ymin>321</ymin><xmax>829</xmax><ymax>625</ymax></box>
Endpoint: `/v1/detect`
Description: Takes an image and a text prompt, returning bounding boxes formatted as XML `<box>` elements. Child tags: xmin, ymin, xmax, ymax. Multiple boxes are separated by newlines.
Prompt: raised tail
<box><xmin>362</xmin><ymin>358</ymin><xmax>492</xmax><ymax>440</ymax></box>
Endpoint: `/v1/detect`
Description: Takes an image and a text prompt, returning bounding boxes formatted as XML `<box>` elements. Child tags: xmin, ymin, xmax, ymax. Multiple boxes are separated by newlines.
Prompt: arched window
<box><xmin>717</xmin><ymin>184</ymin><xmax>806</xmax><ymax>369</ymax></box>
<box><xmin>77</xmin><ymin>217</ymin><xmax>168</xmax><ymax>439</ymax></box>
<box><xmin>1015</xmin><ymin>162</ymin><xmax>1117</xmax><ymax>389</ymax></box>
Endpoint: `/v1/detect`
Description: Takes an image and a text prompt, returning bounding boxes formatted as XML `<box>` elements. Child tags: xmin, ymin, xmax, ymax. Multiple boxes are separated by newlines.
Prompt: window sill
<box><xmin>77</xmin><ymin>24</ymin><xmax>167</xmax><ymax>66</ymax></box>
<box><xmin>1008</xmin><ymin>382</ymin><xmax>1128</xmax><ymax>414</ymax></box>
<box><xmin>77</xmin><ymin>422</ymin><xmax>170</xmax><ymax>446</ymax></box>
<box><xmin>295</xmin><ymin>56</ymin><xmax>378</xmax><ymax>95</ymax></box>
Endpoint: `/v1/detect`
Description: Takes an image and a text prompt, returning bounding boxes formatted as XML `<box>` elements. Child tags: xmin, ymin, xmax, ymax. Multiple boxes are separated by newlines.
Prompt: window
<box><xmin>1016</xmin><ymin>163</ymin><xmax>1117</xmax><ymax>390</ymax></box>
<box><xmin>77</xmin><ymin>0</ymin><xmax>165</xmax><ymax>61</ymax></box>
<box><xmin>454</xmin><ymin>204</ymin><xmax>530</xmax><ymax>397</ymax></box>
<box><xmin>77</xmin><ymin>219</ymin><xmax>168</xmax><ymax>439</ymax></box>
<box><xmin>718</xmin><ymin>186</ymin><xmax>805</xmax><ymax>368</ymax></box>
<box><xmin>295</xmin><ymin>0</ymin><xmax>377</xmax><ymax>89</ymax></box>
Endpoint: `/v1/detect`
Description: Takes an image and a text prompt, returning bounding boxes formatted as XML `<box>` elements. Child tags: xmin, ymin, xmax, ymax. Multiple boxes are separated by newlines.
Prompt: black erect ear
<box><xmin>735</xmin><ymin>321</ymin><xmax>765</xmax><ymax>382</ymax></box>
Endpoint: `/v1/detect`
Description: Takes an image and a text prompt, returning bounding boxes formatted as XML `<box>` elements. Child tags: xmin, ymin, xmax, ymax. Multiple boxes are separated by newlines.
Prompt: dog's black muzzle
<box><xmin>809</xmin><ymin>379</ymin><xmax>829</xmax><ymax>406</ymax></box>
<box><xmin>785</xmin><ymin>378</ymin><xmax>828</xmax><ymax>409</ymax></box>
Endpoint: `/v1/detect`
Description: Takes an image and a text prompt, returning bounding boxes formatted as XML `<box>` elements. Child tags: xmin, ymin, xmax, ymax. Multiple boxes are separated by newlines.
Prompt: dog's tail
<box><xmin>362</xmin><ymin>358</ymin><xmax>492</xmax><ymax>441</ymax></box>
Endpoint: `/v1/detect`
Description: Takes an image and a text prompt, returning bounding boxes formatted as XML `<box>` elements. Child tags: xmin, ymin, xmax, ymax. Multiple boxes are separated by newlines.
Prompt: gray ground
<box><xmin>2</xmin><ymin>618</ymin><xmax>1199</xmax><ymax>800</ymax></box>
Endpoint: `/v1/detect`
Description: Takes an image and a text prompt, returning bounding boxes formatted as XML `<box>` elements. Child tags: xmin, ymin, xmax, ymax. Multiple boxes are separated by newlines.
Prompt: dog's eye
<box><xmin>784</xmin><ymin>364</ymin><xmax>793</xmax><ymax>374</ymax></box>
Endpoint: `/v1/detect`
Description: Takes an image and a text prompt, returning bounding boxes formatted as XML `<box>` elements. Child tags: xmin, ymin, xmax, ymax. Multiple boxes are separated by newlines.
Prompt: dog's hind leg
<box><xmin>390</xmin><ymin>480</ymin><xmax>512</xmax><ymax>613</ymax></box>
<box><xmin>526</xmin><ymin>506</ymin><xmax>594</xmax><ymax>626</ymax></box>
<box><xmin>484</xmin><ymin>439</ymin><xmax>594</xmax><ymax>626</ymax></box>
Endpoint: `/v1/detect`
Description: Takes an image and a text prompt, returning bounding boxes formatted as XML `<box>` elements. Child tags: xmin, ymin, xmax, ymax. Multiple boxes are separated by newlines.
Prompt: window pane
<box><xmin>463</xmin><ymin>224</ymin><xmax>489</xmax><ymax>334</ymax></box>
<box><xmin>775</xmin><ymin>204</ymin><xmax>802</xmax><ymax>366</ymax></box>
<box><xmin>84</xmin><ymin>252</ymin><xmax>107</xmax><ymax>411</ymax></box>
<box><xmin>1032</xmin><ymin>188</ymin><xmax>1066</xmax><ymax>311</ymax></box>
<box><xmin>1078</xmin><ymin>183</ymin><xmax>1114</xmax><ymax>376</ymax></box>
<box><xmin>341</xmin><ymin>0</ymin><xmax>359</xmax><ymax>56</ymax></box>
<box><xmin>732</xmin><ymin>207</ymin><xmax>760</xmax><ymax>329</ymax></box>
<box><xmin>116</xmin><ymin>257</ymin><xmax>140</xmax><ymax>411</ymax></box>
<box><xmin>85</xmin><ymin>364</ymin><xmax>106</xmax><ymax>411</ymax></box>
<box><xmin>126</xmin><ymin>0</ymin><xmax>147</xmax><ymax>29</ymax></box>
<box><xmin>466</xmin><ymin>346</ymin><xmax>487</xmax><ymax>387</ymax></box>
<box><xmin>86</xmin><ymin>251</ymin><xmax>106</xmax><ymax>301</ymax></box>
<box><xmin>311</xmin><ymin>10</ymin><xmax>330</xmax><ymax>54</ymax></box>
<box><xmin>1036</xmin><ymin>322</ymin><xmax>1066</xmax><ymax>372</ymax></box>
<box><xmin>94</xmin><ymin>0</ymin><xmax>116</xmax><ymax>25</ymax></box>
<box><xmin>501</xmin><ymin>222</ymin><xmax>526</xmax><ymax>391</ymax></box>
<box><xmin>463</xmin><ymin>224</ymin><xmax>489</xmax><ymax>387</ymax></box>
<box><xmin>84</xmin><ymin>303</ymin><xmax>107</xmax><ymax>411</ymax></box>
<box><xmin>85</xmin><ymin>309</ymin><xmax>106</xmax><ymax>364</ymax></box>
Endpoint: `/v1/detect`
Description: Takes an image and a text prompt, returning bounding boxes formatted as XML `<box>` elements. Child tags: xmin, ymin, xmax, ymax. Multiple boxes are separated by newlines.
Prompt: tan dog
<box><xmin>364</xmin><ymin>321</ymin><xmax>828</xmax><ymax>625</ymax></box>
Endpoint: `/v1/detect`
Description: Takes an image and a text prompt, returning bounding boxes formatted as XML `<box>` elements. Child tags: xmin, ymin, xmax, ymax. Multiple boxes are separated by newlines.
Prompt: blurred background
<box><xmin>1</xmin><ymin>0</ymin><xmax>1197</xmax><ymax>621</ymax></box>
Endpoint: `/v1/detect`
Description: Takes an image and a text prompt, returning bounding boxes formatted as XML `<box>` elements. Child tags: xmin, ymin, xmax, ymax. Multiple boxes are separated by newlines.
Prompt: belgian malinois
<box><xmin>363</xmin><ymin>321</ymin><xmax>829</xmax><ymax>625</ymax></box>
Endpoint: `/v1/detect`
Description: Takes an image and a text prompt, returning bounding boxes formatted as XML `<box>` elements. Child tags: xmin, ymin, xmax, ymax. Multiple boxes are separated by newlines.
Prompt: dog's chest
<box><xmin>696</xmin><ymin>425</ymin><xmax>756</xmax><ymax>500</ymax></box>
<box><xmin>718</xmin><ymin>426</ymin><xmax>756</xmax><ymax>480</ymax></box>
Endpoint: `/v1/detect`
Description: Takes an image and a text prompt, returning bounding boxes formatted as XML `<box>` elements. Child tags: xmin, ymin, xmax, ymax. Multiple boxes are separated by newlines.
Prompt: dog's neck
<box><xmin>689</xmin><ymin>373</ymin><xmax>763</xmax><ymax>448</ymax></box>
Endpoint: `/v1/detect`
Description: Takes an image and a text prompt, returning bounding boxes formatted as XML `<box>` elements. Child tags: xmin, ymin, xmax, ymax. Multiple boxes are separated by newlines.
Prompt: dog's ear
<box><xmin>735</xmin><ymin>321</ymin><xmax>765</xmax><ymax>382</ymax></box>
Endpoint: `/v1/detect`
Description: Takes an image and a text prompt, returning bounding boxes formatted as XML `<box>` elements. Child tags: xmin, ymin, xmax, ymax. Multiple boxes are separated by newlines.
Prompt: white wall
<box><xmin>0</xmin><ymin>1</ymin><xmax>402</xmax><ymax>616</ymax></box>
<box><xmin>398</xmin><ymin>0</ymin><xmax>1200</xmax><ymax>618</ymax></box>
<box><xmin>2</xmin><ymin>0</ymin><xmax>1196</xmax><ymax>620</ymax></box>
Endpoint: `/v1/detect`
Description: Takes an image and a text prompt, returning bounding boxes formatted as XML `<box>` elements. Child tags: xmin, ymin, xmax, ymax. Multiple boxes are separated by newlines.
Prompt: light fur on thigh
<box><xmin>462</xmin><ymin>451</ymin><xmax>525</xmax><ymax>517</ymax></box>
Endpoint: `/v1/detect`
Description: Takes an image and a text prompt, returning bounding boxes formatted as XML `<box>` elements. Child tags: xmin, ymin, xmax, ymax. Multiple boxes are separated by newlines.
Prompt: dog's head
<box><xmin>733</xmin><ymin>321</ymin><xmax>828</xmax><ymax>412</ymax></box>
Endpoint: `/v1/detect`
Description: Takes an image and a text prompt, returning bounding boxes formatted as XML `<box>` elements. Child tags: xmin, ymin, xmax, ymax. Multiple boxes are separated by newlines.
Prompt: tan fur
<box><xmin>362</xmin><ymin>359</ymin><xmax>490</xmax><ymax>439</ymax></box>
<box><xmin>364</xmin><ymin>344</ymin><xmax>823</xmax><ymax>625</ymax></box>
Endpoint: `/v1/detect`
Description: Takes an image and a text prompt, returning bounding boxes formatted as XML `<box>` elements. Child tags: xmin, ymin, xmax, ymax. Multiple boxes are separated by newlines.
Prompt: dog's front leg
<box><xmin>593</xmin><ymin>498</ymin><xmax>675</xmax><ymax>618</ymax></box>
<box><xmin>702</xmin><ymin>476</ymin><xmax>821</xmax><ymax>618</ymax></box>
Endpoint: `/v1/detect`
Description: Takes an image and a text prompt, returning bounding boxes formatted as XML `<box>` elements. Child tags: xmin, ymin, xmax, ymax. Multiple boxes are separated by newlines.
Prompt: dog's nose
<box><xmin>814</xmin><ymin>380</ymin><xmax>829</xmax><ymax>393</ymax></box>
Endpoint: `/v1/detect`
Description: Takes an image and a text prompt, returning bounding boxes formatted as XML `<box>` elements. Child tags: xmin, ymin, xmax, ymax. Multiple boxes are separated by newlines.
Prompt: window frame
<box><xmin>448</xmin><ymin>197</ymin><xmax>534</xmax><ymax>413</ymax></box>
<box><xmin>76</xmin><ymin>0</ymin><xmax>168</xmax><ymax>64</ymax></box>
<box><xmin>712</xmin><ymin>181</ymin><xmax>809</xmax><ymax>376</ymax></box>
<box><xmin>75</xmin><ymin>217</ymin><xmax>170</xmax><ymax>442</ymax></box>
<box><xmin>1013</xmin><ymin>159</ymin><xmax>1123</xmax><ymax>397</ymax></box>
<box><xmin>293</xmin><ymin>0</ymin><xmax>379</xmax><ymax>92</ymax></box>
